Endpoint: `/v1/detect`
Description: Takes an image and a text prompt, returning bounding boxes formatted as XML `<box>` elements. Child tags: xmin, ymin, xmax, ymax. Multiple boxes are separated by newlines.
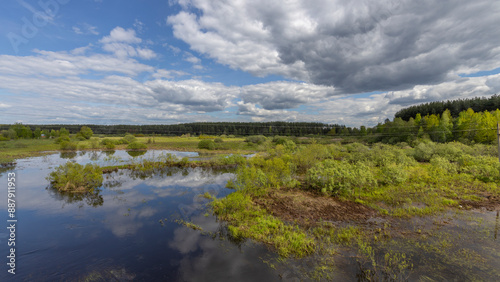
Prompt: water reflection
<box><xmin>127</xmin><ymin>150</ymin><xmax>147</xmax><ymax>157</ymax></box>
<box><xmin>46</xmin><ymin>186</ymin><xmax>104</xmax><ymax>207</ymax></box>
<box><xmin>60</xmin><ymin>151</ymin><xmax>77</xmax><ymax>159</ymax></box>
<box><xmin>104</xmin><ymin>150</ymin><xmax>116</xmax><ymax>156</ymax></box>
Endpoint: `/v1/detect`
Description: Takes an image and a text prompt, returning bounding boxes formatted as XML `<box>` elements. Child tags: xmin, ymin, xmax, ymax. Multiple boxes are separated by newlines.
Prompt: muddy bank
<box><xmin>254</xmin><ymin>189</ymin><xmax>379</xmax><ymax>227</ymax></box>
<box><xmin>460</xmin><ymin>193</ymin><xmax>500</xmax><ymax>211</ymax></box>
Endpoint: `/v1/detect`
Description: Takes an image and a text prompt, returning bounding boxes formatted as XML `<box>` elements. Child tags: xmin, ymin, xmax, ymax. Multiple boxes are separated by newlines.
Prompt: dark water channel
<box><xmin>0</xmin><ymin>151</ymin><xmax>279</xmax><ymax>281</ymax></box>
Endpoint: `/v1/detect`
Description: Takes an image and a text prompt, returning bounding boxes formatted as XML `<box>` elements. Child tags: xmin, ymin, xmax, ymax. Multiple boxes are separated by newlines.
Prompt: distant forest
<box><xmin>0</xmin><ymin>122</ymin><xmax>346</xmax><ymax>137</ymax></box>
<box><xmin>395</xmin><ymin>94</ymin><xmax>500</xmax><ymax>120</ymax></box>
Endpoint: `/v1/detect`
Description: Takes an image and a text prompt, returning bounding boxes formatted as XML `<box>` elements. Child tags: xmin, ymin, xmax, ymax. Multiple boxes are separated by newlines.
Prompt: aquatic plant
<box><xmin>47</xmin><ymin>162</ymin><xmax>103</xmax><ymax>192</ymax></box>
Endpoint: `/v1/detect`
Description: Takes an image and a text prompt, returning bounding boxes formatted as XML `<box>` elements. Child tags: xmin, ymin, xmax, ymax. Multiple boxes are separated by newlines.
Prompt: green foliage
<box><xmin>198</xmin><ymin>139</ymin><xmax>215</xmax><ymax>150</ymax></box>
<box><xmin>126</xmin><ymin>141</ymin><xmax>147</xmax><ymax>150</ymax></box>
<box><xmin>104</xmin><ymin>142</ymin><xmax>116</xmax><ymax>150</ymax></box>
<box><xmin>245</xmin><ymin>135</ymin><xmax>267</xmax><ymax>144</ymax></box>
<box><xmin>59</xmin><ymin>127</ymin><xmax>69</xmax><ymax>136</ymax></box>
<box><xmin>457</xmin><ymin>155</ymin><xmax>500</xmax><ymax>182</ymax></box>
<box><xmin>60</xmin><ymin>141</ymin><xmax>78</xmax><ymax>151</ymax></box>
<box><xmin>122</xmin><ymin>134</ymin><xmax>137</xmax><ymax>144</ymax></box>
<box><xmin>47</xmin><ymin>162</ymin><xmax>103</xmax><ymax>192</ymax></box>
<box><xmin>306</xmin><ymin>159</ymin><xmax>376</xmax><ymax>195</ymax></box>
<box><xmin>78</xmin><ymin>126</ymin><xmax>93</xmax><ymax>139</ymax></box>
<box><xmin>10</xmin><ymin>123</ymin><xmax>32</xmax><ymax>139</ymax></box>
<box><xmin>100</xmin><ymin>138</ymin><xmax>115</xmax><ymax>146</ymax></box>
<box><xmin>293</xmin><ymin>143</ymin><xmax>329</xmax><ymax>173</ymax></box>
<box><xmin>214</xmin><ymin>137</ymin><xmax>223</xmax><ymax>143</ymax></box>
<box><xmin>54</xmin><ymin>135</ymin><xmax>71</xmax><ymax>144</ymax></box>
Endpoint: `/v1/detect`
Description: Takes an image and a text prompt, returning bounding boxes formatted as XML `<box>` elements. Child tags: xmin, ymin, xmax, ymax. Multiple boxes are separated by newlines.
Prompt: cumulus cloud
<box><xmin>241</xmin><ymin>81</ymin><xmax>335</xmax><ymax>110</ymax></box>
<box><xmin>145</xmin><ymin>79</ymin><xmax>239</xmax><ymax>112</ymax></box>
<box><xmin>168</xmin><ymin>0</ymin><xmax>500</xmax><ymax>93</ymax></box>
<box><xmin>100</xmin><ymin>27</ymin><xmax>156</xmax><ymax>59</ymax></box>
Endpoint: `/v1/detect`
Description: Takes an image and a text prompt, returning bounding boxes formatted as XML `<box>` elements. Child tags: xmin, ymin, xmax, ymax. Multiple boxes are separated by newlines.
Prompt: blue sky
<box><xmin>1</xmin><ymin>0</ymin><xmax>500</xmax><ymax>127</ymax></box>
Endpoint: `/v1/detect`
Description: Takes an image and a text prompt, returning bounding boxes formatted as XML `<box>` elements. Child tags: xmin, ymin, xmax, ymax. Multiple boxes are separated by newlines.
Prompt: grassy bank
<box><xmin>208</xmin><ymin>140</ymin><xmax>500</xmax><ymax>279</ymax></box>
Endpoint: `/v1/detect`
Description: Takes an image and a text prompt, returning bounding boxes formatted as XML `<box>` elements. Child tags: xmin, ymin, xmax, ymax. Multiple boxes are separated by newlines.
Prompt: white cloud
<box><xmin>241</xmin><ymin>81</ymin><xmax>335</xmax><ymax>110</ymax></box>
<box><xmin>100</xmin><ymin>27</ymin><xmax>141</xmax><ymax>44</ymax></box>
<box><xmin>99</xmin><ymin>26</ymin><xmax>156</xmax><ymax>59</ymax></box>
<box><xmin>73</xmin><ymin>23</ymin><xmax>99</xmax><ymax>35</ymax></box>
<box><xmin>0</xmin><ymin>51</ymin><xmax>154</xmax><ymax>77</ymax></box>
<box><xmin>152</xmin><ymin>69</ymin><xmax>190</xmax><ymax>79</ymax></box>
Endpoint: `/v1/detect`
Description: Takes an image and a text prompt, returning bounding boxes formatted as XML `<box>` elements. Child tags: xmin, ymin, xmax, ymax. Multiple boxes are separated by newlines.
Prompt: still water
<box><xmin>0</xmin><ymin>151</ymin><xmax>280</xmax><ymax>281</ymax></box>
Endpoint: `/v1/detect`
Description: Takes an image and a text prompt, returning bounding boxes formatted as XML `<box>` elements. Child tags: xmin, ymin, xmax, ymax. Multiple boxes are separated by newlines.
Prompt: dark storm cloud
<box><xmin>169</xmin><ymin>0</ymin><xmax>500</xmax><ymax>93</ymax></box>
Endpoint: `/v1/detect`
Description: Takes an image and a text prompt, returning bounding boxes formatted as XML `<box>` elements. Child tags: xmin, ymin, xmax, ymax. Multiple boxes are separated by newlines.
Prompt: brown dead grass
<box><xmin>254</xmin><ymin>188</ymin><xmax>378</xmax><ymax>227</ymax></box>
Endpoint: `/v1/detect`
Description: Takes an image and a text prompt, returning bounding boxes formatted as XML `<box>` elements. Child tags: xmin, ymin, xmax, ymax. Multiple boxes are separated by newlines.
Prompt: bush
<box><xmin>457</xmin><ymin>155</ymin><xmax>500</xmax><ymax>182</ymax></box>
<box><xmin>198</xmin><ymin>139</ymin><xmax>215</xmax><ymax>150</ymax></box>
<box><xmin>60</xmin><ymin>141</ymin><xmax>77</xmax><ymax>150</ymax></box>
<box><xmin>100</xmin><ymin>138</ymin><xmax>115</xmax><ymax>146</ymax></box>
<box><xmin>47</xmin><ymin>162</ymin><xmax>103</xmax><ymax>192</ymax></box>
<box><xmin>89</xmin><ymin>138</ymin><xmax>100</xmax><ymax>149</ymax></box>
<box><xmin>54</xmin><ymin>136</ymin><xmax>71</xmax><ymax>144</ymax></box>
<box><xmin>293</xmin><ymin>143</ymin><xmax>328</xmax><ymax>173</ymax></box>
<box><xmin>306</xmin><ymin>159</ymin><xmax>376</xmax><ymax>195</ymax></box>
<box><xmin>245</xmin><ymin>135</ymin><xmax>267</xmax><ymax>144</ymax></box>
<box><xmin>214</xmin><ymin>137</ymin><xmax>223</xmax><ymax>143</ymax></box>
<box><xmin>127</xmin><ymin>142</ymin><xmax>147</xmax><ymax>150</ymax></box>
<box><xmin>273</xmin><ymin>136</ymin><xmax>288</xmax><ymax>145</ymax></box>
<box><xmin>122</xmin><ymin>134</ymin><xmax>137</xmax><ymax>144</ymax></box>
<box><xmin>429</xmin><ymin>156</ymin><xmax>458</xmax><ymax>176</ymax></box>
<box><xmin>104</xmin><ymin>142</ymin><xmax>116</xmax><ymax>150</ymax></box>
<box><xmin>381</xmin><ymin>163</ymin><xmax>409</xmax><ymax>185</ymax></box>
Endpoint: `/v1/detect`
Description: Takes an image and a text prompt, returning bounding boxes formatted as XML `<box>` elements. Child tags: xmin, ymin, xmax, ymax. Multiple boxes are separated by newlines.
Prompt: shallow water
<box><xmin>0</xmin><ymin>151</ymin><xmax>279</xmax><ymax>281</ymax></box>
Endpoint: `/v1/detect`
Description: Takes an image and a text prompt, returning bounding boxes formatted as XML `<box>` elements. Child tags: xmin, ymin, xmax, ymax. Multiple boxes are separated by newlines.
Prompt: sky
<box><xmin>0</xmin><ymin>0</ymin><xmax>500</xmax><ymax>127</ymax></box>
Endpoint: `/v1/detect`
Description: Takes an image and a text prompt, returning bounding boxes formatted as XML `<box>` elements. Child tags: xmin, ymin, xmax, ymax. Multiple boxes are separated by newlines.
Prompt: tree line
<box><xmin>0</xmin><ymin>122</ymin><xmax>345</xmax><ymax>139</ymax></box>
<box><xmin>394</xmin><ymin>94</ymin><xmax>500</xmax><ymax>121</ymax></box>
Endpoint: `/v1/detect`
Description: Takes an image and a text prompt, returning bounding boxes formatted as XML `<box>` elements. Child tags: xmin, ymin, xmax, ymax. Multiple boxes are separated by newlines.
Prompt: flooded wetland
<box><xmin>0</xmin><ymin>146</ymin><xmax>499</xmax><ymax>281</ymax></box>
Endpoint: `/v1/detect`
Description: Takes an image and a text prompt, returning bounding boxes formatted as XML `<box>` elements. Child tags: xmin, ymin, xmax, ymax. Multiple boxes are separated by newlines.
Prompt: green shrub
<box><xmin>89</xmin><ymin>138</ymin><xmax>100</xmax><ymax>149</ymax></box>
<box><xmin>412</xmin><ymin>142</ymin><xmax>435</xmax><ymax>162</ymax></box>
<box><xmin>245</xmin><ymin>135</ymin><xmax>267</xmax><ymax>144</ymax></box>
<box><xmin>127</xmin><ymin>141</ymin><xmax>147</xmax><ymax>150</ymax></box>
<box><xmin>293</xmin><ymin>143</ymin><xmax>329</xmax><ymax>173</ymax></box>
<box><xmin>122</xmin><ymin>134</ymin><xmax>137</xmax><ymax>144</ymax></box>
<box><xmin>105</xmin><ymin>142</ymin><xmax>116</xmax><ymax>150</ymax></box>
<box><xmin>54</xmin><ymin>135</ymin><xmax>71</xmax><ymax>144</ymax></box>
<box><xmin>273</xmin><ymin>136</ymin><xmax>288</xmax><ymax>145</ymax></box>
<box><xmin>430</xmin><ymin>156</ymin><xmax>458</xmax><ymax>175</ymax></box>
<box><xmin>60</xmin><ymin>141</ymin><xmax>77</xmax><ymax>150</ymax></box>
<box><xmin>100</xmin><ymin>138</ymin><xmax>115</xmax><ymax>146</ymax></box>
<box><xmin>381</xmin><ymin>163</ymin><xmax>409</xmax><ymax>185</ymax></box>
<box><xmin>214</xmin><ymin>137</ymin><xmax>223</xmax><ymax>143</ymax></box>
<box><xmin>306</xmin><ymin>159</ymin><xmax>376</xmax><ymax>195</ymax></box>
<box><xmin>457</xmin><ymin>155</ymin><xmax>500</xmax><ymax>182</ymax></box>
<box><xmin>198</xmin><ymin>139</ymin><xmax>215</xmax><ymax>150</ymax></box>
<box><xmin>47</xmin><ymin>162</ymin><xmax>103</xmax><ymax>192</ymax></box>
